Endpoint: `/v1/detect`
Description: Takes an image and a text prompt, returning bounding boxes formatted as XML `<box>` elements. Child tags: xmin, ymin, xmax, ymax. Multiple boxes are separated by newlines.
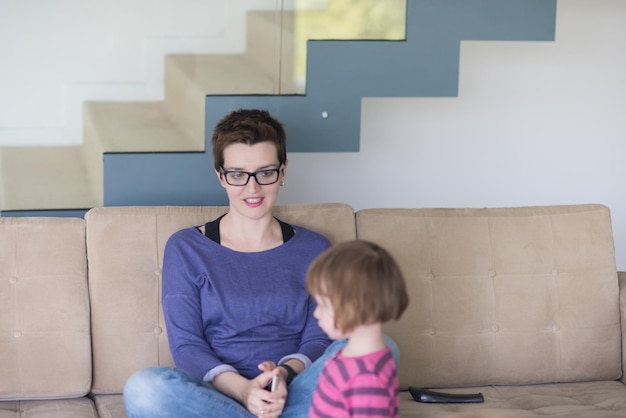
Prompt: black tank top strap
<box><xmin>204</xmin><ymin>214</ymin><xmax>225</xmax><ymax>243</ymax></box>
<box><xmin>276</xmin><ymin>217</ymin><xmax>295</xmax><ymax>242</ymax></box>
<box><xmin>204</xmin><ymin>214</ymin><xmax>294</xmax><ymax>244</ymax></box>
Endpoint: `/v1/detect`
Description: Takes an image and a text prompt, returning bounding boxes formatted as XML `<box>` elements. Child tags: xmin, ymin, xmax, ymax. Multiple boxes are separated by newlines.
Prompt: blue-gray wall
<box><xmin>103</xmin><ymin>0</ymin><xmax>557</xmax><ymax>207</ymax></box>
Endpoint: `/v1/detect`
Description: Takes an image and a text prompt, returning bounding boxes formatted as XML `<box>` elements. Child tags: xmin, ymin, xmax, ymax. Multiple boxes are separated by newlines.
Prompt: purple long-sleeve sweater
<box><xmin>162</xmin><ymin>224</ymin><xmax>332</xmax><ymax>381</ymax></box>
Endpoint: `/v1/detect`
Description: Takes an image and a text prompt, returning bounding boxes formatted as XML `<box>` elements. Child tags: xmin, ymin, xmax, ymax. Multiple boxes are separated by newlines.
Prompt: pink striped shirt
<box><xmin>309</xmin><ymin>347</ymin><xmax>399</xmax><ymax>418</ymax></box>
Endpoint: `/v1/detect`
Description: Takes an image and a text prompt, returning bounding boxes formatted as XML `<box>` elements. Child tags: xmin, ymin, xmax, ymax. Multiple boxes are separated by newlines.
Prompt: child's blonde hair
<box><xmin>306</xmin><ymin>240</ymin><xmax>409</xmax><ymax>333</ymax></box>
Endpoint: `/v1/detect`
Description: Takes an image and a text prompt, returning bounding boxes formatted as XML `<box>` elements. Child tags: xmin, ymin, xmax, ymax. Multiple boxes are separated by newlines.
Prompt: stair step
<box><xmin>163</xmin><ymin>53</ymin><xmax>280</xmax><ymax>149</ymax></box>
<box><xmin>0</xmin><ymin>53</ymin><xmax>273</xmax><ymax>212</ymax></box>
<box><xmin>0</xmin><ymin>146</ymin><xmax>99</xmax><ymax>211</ymax></box>
<box><xmin>168</xmin><ymin>54</ymin><xmax>277</xmax><ymax>95</ymax></box>
<box><xmin>84</xmin><ymin>101</ymin><xmax>202</xmax><ymax>153</ymax></box>
<box><xmin>0</xmin><ymin>101</ymin><xmax>206</xmax><ymax>212</ymax></box>
<box><xmin>0</xmin><ymin>9</ymin><xmax>296</xmax><ymax>213</ymax></box>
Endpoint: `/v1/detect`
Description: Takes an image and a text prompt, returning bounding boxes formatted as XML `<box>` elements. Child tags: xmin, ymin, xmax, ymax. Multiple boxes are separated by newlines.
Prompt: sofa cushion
<box><xmin>91</xmin><ymin>394</ymin><xmax>127</xmax><ymax>418</ymax></box>
<box><xmin>0</xmin><ymin>217</ymin><xmax>90</xmax><ymax>400</ymax></box>
<box><xmin>356</xmin><ymin>204</ymin><xmax>621</xmax><ymax>389</ymax></box>
<box><xmin>397</xmin><ymin>380</ymin><xmax>626</xmax><ymax>417</ymax></box>
<box><xmin>0</xmin><ymin>398</ymin><xmax>98</xmax><ymax>418</ymax></box>
<box><xmin>85</xmin><ymin>203</ymin><xmax>356</xmax><ymax>394</ymax></box>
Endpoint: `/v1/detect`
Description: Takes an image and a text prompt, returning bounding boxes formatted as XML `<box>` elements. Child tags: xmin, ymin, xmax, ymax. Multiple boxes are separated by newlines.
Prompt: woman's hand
<box><xmin>243</xmin><ymin>361</ymin><xmax>286</xmax><ymax>417</ymax></box>
<box><xmin>211</xmin><ymin>369</ymin><xmax>283</xmax><ymax>417</ymax></box>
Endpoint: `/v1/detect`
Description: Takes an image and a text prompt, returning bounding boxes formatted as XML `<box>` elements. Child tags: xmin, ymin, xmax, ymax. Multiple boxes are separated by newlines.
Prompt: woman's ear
<box><xmin>281</xmin><ymin>159</ymin><xmax>288</xmax><ymax>185</ymax></box>
<box><xmin>215</xmin><ymin>169</ymin><xmax>226</xmax><ymax>187</ymax></box>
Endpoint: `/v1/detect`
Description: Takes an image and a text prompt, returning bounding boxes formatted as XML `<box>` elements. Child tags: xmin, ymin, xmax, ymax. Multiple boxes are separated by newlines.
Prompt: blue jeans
<box><xmin>123</xmin><ymin>337</ymin><xmax>399</xmax><ymax>418</ymax></box>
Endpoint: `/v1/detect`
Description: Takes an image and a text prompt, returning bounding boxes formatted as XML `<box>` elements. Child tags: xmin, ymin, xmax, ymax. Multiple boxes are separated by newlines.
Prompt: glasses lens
<box><xmin>225</xmin><ymin>172</ymin><xmax>249</xmax><ymax>186</ymax></box>
<box><xmin>255</xmin><ymin>169</ymin><xmax>279</xmax><ymax>185</ymax></box>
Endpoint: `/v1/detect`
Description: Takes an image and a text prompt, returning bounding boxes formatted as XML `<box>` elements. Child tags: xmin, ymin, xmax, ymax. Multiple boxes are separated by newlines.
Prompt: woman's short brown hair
<box><xmin>211</xmin><ymin>109</ymin><xmax>287</xmax><ymax>171</ymax></box>
<box><xmin>306</xmin><ymin>240</ymin><xmax>409</xmax><ymax>333</ymax></box>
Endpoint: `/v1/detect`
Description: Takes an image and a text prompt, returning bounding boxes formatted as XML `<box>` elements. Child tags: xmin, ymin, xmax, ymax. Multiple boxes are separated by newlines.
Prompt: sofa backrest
<box><xmin>85</xmin><ymin>203</ymin><xmax>356</xmax><ymax>394</ymax></box>
<box><xmin>357</xmin><ymin>204</ymin><xmax>621</xmax><ymax>390</ymax></box>
<box><xmin>0</xmin><ymin>217</ymin><xmax>90</xmax><ymax>400</ymax></box>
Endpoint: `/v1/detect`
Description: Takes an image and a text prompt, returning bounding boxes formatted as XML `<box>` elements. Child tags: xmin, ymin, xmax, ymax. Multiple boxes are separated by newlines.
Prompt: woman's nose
<box><xmin>245</xmin><ymin>175</ymin><xmax>261</xmax><ymax>191</ymax></box>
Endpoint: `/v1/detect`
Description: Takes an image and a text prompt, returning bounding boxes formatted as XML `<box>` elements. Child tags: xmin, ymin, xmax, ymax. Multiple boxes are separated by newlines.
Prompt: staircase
<box><xmin>0</xmin><ymin>9</ymin><xmax>295</xmax><ymax>214</ymax></box>
<box><xmin>0</xmin><ymin>0</ymin><xmax>557</xmax><ymax>215</ymax></box>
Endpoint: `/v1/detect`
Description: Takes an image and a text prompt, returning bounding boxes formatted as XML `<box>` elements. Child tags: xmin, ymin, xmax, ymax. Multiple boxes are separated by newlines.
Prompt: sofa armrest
<box><xmin>617</xmin><ymin>271</ymin><xmax>626</xmax><ymax>383</ymax></box>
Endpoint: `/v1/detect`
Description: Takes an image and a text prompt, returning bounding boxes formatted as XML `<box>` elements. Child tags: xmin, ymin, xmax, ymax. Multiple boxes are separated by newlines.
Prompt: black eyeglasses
<box><xmin>220</xmin><ymin>165</ymin><xmax>283</xmax><ymax>186</ymax></box>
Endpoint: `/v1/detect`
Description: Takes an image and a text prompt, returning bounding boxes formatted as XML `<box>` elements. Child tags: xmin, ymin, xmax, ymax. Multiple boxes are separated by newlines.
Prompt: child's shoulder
<box><xmin>334</xmin><ymin>346</ymin><xmax>395</xmax><ymax>374</ymax></box>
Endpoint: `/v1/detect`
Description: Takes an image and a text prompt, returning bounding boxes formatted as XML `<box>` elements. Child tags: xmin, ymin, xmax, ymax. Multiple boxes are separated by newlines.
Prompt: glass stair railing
<box><xmin>0</xmin><ymin>0</ymin><xmax>405</xmax><ymax>214</ymax></box>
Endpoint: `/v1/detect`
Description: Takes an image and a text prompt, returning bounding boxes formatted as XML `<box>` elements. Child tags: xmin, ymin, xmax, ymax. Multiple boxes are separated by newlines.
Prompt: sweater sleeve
<box><xmin>292</xmin><ymin>229</ymin><xmax>332</xmax><ymax>364</ymax></box>
<box><xmin>297</xmin><ymin>293</ymin><xmax>332</xmax><ymax>363</ymax></box>
<box><xmin>161</xmin><ymin>232</ymin><xmax>228</xmax><ymax>381</ymax></box>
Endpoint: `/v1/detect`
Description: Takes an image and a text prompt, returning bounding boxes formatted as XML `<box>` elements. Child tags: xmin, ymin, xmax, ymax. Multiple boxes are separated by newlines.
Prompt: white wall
<box><xmin>279</xmin><ymin>0</ymin><xmax>626</xmax><ymax>269</ymax></box>
<box><xmin>0</xmin><ymin>0</ymin><xmax>278</xmax><ymax>146</ymax></box>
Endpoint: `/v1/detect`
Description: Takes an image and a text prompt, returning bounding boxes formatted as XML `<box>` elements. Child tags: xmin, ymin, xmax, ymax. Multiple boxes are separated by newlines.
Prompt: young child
<box><xmin>306</xmin><ymin>240</ymin><xmax>410</xmax><ymax>418</ymax></box>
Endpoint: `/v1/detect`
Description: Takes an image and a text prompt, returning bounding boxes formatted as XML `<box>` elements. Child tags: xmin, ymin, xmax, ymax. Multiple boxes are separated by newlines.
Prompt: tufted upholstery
<box><xmin>358</xmin><ymin>205</ymin><xmax>621</xmax><ymax>389</ymax></box>
<box><xmin>84</xmin><ymin>203</ymin><xmax>357</xmax><ymax>416</ymax></box>
<box><xmin>0</xmin><ymin>217</ymin><xmax>95</xmax><ymax>417</ymax></box>
<box><xmin>1</xmin><ymin>203</ymin><xmax>626</xmax><ymax>417</ymax></box>
<box><xmin>0</xmin><ymin>217</ymin><xmax>90</xmax><ymax>400</ymax></box>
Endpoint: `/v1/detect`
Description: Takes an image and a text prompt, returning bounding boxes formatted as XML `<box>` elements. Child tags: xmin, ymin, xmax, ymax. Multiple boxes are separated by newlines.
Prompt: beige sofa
<box><xmin>2</xmin><ymin>203</ymin><xmax>626</xmax><ymax>417</ymax></box>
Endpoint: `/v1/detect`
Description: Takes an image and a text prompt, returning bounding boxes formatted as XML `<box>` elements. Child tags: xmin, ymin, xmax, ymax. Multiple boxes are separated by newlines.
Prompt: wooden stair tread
<box><xmin>168</xmin><ymin>54</ymin><xmax>279</xmax><ymax>95</ymax></box>
<box><xmin>0</xmin><ymin>146</ymin><xmax>99</xmax><ymax>211</ymax></box>
<box><xmin>84</xmin><ymin>101</ymin><xmax>203</xmax><ymax>153</ymax></box>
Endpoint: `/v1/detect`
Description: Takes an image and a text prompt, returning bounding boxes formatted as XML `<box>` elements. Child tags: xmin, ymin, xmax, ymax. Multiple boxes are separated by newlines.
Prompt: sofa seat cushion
<box><xmin>398</xmin><ymin>380</ymin><xmax>626</xmax><ymax>417</ymax></box>
<box><xmin>0</xmin><ymin>398</ymin><xmax>97</xmax><ymax>418</ymax></box>
<box><xmin>92</xmin><ymin>394</ymin><xmax>126</xmax><ymax>418</ymax></box>
<box><xmin>357</xmin><ymin>204</ymin><xmax>621</xmax><ymax>389</ymax></box>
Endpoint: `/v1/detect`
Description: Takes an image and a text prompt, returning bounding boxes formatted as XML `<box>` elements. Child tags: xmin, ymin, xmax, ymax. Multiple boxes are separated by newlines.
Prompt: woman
<box><xmin>123</xmin><ymin>109</ymin><xmax>336</xmax><ymax>418</ymax></box>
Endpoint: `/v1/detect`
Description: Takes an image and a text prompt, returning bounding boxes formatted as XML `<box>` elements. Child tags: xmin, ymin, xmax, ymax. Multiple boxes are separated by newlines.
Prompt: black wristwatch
<box><xmin>278</xmin><ymin>364</ymin><xmax>297</xmax><ymax>385</ymax></box>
